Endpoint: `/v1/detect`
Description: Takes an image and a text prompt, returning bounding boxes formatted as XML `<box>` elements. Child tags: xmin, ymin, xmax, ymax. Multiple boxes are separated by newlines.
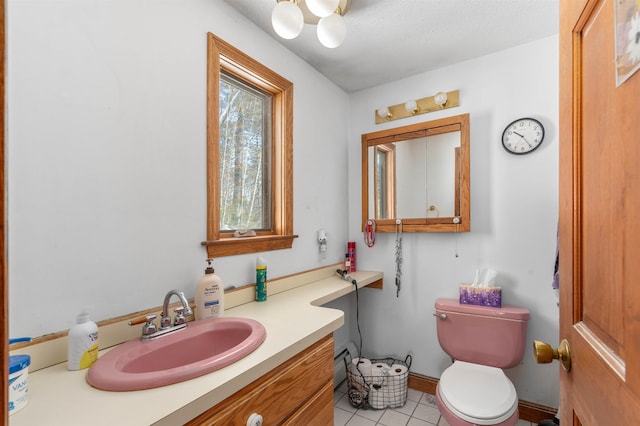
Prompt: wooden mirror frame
<box><xmin>361</xmin><ymin>113</ymin><xmax>470</xmax><ymax>233</ymax></box>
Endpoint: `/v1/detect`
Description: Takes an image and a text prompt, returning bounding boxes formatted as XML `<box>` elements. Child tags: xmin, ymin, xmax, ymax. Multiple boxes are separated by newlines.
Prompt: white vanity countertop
<box><xmin>9</xmin><ymin>269</ymin><xmax>382</xmax><ymax>426</ymax></box>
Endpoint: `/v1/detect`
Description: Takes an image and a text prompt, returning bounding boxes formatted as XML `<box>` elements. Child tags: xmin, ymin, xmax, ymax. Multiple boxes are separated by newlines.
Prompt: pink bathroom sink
<box><xmin>87</xmin><ymin>317</ymin><xmax>266</xmax><ymax>391</ymax></box>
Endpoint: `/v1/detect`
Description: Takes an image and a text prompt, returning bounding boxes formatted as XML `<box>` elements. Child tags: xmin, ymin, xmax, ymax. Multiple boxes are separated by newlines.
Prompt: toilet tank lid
<box><xmin>435</xmin><ymin>298</ymin><xmax>530</xmax><ymax>321</ymax></box>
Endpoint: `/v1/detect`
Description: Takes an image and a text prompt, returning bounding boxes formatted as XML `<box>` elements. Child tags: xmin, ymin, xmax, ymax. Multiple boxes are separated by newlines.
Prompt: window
<box><xmin>219</xmin><ymin>71</ymin><xmax>272</xmax><ymax>232</ymax></box>
<box><xmin>203</xmin><ymin>34</ymin><xmax>296</xmax><ymax>257</ymax></box>
<box><xmin>374</xmin><ymin>144</ymin><xmax>395</xmax><ymax>219</ymax></box>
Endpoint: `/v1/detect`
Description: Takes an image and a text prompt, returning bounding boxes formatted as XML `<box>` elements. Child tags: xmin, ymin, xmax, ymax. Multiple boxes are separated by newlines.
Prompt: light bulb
<box><xmin>306</xmin><ymin>0</ymin><xmax>340</xmax><ymax>18</ymax></box>
<box><xmin>317</xmin><ymin>13</ymin><xmax>347</xmax><ymax>48</ymax></box>
<box><xmin>272</xmin><ymin>1</ymin><xmax>304</xmax><ymax>40</ymax></box>
<box><xmin>404</xmin><ymin>100</ymin><xmax>418</xmax><ymax>114</ymax></box>
<box><xmin>376</xmin><ymin>107</ymin><xmax>391</xmax><ymax>119</ymax></box>
<box><xmin>434</xmin><ymin>91</ymin><xmax>448</xmax><ymax>106</ymax></box>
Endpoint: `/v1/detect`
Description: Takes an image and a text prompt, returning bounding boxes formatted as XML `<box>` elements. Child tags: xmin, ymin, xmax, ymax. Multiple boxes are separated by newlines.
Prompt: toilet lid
<box><xmin>439</xmin><ymin>361</ymin><xmax>518</xmax><ymax>425</ymax></box>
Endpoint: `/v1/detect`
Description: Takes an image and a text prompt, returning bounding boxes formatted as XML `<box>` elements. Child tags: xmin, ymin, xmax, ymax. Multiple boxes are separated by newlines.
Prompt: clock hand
<box><xmin>513</xmin><ymin>131</ymin><xmax>532</xmax><ymax>148</ymax></box>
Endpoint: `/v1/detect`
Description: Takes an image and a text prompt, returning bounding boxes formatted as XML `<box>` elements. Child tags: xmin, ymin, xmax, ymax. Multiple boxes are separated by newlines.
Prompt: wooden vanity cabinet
<box><xmin>187</xmin><ymin>334</ymin><xmax>334</xmax><ymax>425</ymax></box>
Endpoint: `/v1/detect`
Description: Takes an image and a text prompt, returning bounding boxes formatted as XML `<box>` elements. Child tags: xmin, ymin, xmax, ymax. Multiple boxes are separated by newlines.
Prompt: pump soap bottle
<box><xmin>195</xmin><ymin>258</ymin><xmax>224</xmax><ymax>320</ymax></box>
<box><xmin>67</xmin><ymin>310</ymin><xmax>99</xmax><ymax>371</ymax></box>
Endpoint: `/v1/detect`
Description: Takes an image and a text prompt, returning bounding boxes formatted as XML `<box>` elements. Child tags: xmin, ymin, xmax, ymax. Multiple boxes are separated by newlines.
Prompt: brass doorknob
<box><xmin>533</xmin><ymin>339</ymin><xmax>571</xmax><ymax>372</ymax></box>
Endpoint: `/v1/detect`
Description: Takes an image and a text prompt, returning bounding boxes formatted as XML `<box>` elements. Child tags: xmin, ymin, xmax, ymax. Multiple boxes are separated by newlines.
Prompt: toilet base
<box><xmin>436</xmin><ymin>385</ymin><xmax>519</xmax><ymax>426</ymax></box>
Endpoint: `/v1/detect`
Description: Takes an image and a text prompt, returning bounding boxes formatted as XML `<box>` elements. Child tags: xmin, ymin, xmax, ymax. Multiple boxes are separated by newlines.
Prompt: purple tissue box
<box><xmin>459</xmin><ymin>284</ymin><xmax>502</xmax><ymax>307</ymax></box>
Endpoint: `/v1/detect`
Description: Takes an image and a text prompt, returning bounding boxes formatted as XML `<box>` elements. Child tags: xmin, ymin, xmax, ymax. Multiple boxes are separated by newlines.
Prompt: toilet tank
<box><xmin>434</xmin><ymin>298</ymin><xmax>530</xmax><ymax>369</ymax></box>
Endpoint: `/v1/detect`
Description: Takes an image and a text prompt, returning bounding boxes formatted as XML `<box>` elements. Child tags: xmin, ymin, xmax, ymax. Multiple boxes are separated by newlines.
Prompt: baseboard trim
<box><xmin>408</xmin><ymin>372</ymin><xmax>557</xmax><ymax>424</ymax></box>
<box><xmin>408</xmin><ymin>372</ymin><xmax>438</xmax><ymax>395</ymax></box>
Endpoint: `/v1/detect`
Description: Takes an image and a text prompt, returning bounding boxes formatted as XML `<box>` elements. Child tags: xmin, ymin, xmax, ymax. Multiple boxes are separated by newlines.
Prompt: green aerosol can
<box><xmin>256</xmin><ymin>256</ymin><xmax>267</xmax><ymax>302</ymax></box>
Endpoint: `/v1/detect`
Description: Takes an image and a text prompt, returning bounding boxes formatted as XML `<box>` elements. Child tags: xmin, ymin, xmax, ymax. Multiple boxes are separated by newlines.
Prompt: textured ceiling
<box><xmin>224</xmin><ymin>0</ymin><xmax>559</xmax><ymax>93</ymax></box>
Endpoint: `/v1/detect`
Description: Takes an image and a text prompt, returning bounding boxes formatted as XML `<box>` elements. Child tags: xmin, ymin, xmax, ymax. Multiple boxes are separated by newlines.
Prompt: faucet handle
<box><xmin>174</xmin><ymin>307</ymin><xmax>187</xmax><ymax>326</ymax></box>
<box><xmin>142</xmin><ymin>314</ymin><xmax>158</xmax><ymax>336</ymax></box>
<box><xmin>160</xmin><ymin>314</ymin><xmax>172</xmax><ymax>330</ymax></box>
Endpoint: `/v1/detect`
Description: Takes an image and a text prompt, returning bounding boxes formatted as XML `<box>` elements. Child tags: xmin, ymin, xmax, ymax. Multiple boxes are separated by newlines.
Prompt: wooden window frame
<box><xmin>202</xmin><ymin>34</ymin><xmax>296</xmax><ymax>257</ymax></box>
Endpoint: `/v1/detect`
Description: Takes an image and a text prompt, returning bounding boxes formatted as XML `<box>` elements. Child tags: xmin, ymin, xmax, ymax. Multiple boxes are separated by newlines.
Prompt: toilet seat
<box><xmin>438</xmin><ymin>361</ymin><xmax>518</xmax><ymax>425</ymax></box>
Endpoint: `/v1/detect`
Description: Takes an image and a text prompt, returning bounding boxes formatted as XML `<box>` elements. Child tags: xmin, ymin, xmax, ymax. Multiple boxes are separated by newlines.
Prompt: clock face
<box><xmin>501</xmin><ymin>118</ymin><xmax>545</xmax><ymax>155</ymax></box>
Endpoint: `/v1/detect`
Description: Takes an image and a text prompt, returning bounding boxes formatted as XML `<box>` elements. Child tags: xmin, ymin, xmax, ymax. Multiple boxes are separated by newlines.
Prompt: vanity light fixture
<box><xmin>271</xmin><ymin>0</ymin><xmax>351</xmax><ymax>48</ymax></box>
<box><xmin>374</xmin><ymin>90</ymin><xmax>461</xmax><ymax>124</ymax></box>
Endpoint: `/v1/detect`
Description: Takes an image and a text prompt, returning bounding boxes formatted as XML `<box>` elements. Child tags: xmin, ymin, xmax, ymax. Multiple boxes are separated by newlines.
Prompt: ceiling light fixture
<box><xmin>272</xmin><ymin>0</ymin><xmax>304</xmax><ymax>39</ymax></box>
<box><xmin>306</xmin><ymin>0</ymin><xmax>339</xmax><ymax>18</ymax></box>
<box><xmin>271</xmin><ymin>0</ymin><xmax>350</xmax><ymax>48</ymax></box>
<box><xmin>317</xmin><ymin>8</ymin><xmax>347</xmax><ymax>48</ymax></box>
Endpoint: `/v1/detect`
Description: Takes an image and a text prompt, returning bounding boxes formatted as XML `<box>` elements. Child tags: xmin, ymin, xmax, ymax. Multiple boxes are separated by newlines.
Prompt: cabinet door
<box><xmin>187</xmin><ymin>334</ymin><xmax>334</xmax><ymax>425</ymax></box>
<box><xmin>282</xmin><ymin>380</ymin><xmax>334</xmax><ymax>426</ymax></box>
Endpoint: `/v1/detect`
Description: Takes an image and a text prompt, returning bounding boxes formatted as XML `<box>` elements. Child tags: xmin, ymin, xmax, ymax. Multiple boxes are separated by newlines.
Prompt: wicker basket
<box><xmin>344</xmin><ymin>354</ymin><xmax>412</xmax><ymax>410</ymax></box>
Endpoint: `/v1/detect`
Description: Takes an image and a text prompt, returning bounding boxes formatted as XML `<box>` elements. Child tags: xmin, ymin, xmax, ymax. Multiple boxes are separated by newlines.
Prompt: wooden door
<box><xmin>1</xmin><ymin>0</ymin><xmax>7</xmax><ymax>422</ymax></box>
<box><xmin>559</xmin><ymin>0</ymin><xmax>640</xmax><ymax>424</ymax></box>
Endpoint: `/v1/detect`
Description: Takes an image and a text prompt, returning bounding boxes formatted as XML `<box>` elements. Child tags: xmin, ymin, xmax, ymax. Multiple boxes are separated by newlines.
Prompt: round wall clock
<box><xmin>501</xmin><ymin>117</ymin><xmax>545</xmax><ymax>155</ymax></box>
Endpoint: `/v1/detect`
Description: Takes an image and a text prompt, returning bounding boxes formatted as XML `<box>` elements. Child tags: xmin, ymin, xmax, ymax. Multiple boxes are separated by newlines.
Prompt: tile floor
<box><xmin>333</xmin><ymin>381</ymin><xmax>537</xmax><ymax>426</ymax></box>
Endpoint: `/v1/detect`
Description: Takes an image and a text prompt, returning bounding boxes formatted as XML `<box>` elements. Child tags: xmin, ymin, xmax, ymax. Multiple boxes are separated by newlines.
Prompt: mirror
<box><xmin>361</xmin><ymin>113</ymin><xmax>470</xmax><ymax>232</ymax></box>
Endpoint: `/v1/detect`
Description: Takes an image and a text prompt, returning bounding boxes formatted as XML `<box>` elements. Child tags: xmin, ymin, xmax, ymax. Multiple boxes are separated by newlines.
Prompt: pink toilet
<box><xmin>434</xmin><ymin>298</ymin><xmax>530</xmax><ymax>426</ymax></box>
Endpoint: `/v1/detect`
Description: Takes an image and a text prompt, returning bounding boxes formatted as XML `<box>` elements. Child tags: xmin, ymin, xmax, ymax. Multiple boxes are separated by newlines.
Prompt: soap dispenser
<box><xmin>195</xmin><ymin>258</ymin><xmax>224</xmax><ymax>320</ymax></box>
<box><xmin>67</xmin><ymin>309</ymin><xmax>99</xmax><ymax>371</ymax></box>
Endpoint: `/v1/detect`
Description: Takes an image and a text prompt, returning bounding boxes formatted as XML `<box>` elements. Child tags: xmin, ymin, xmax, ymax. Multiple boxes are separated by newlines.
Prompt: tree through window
<box><xmin>219</xmin><ymin>72</ymin><xmax>272</xmax><ymax>232</ymax></box>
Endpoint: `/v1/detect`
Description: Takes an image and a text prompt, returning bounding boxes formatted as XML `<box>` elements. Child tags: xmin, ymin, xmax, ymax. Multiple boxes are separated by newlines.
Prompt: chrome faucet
<box><xmin>160</xmin><ymin>289</ymin><xmax>193</xmax><ymax>329</ymax></box>
<box><xmin>138</xmin><ymin>289</ymin><xmax>193</xmax><ymax>341</ymax></box>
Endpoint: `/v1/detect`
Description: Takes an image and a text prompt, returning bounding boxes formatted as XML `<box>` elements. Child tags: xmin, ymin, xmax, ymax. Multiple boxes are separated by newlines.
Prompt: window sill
<box><xmin>201</xmin><ymin>234</ymin><xmax>298</xmax><ymax>257</ymax></box>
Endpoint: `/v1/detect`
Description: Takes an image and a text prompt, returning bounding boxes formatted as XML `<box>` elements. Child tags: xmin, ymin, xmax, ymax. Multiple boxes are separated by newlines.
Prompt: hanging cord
<box><xmin>336</xmin><ymin>268</ymin><xmax>364</xmax><ymax>358</ymax></box>
<box><xmin>364</xmin><ymin>219</ymin><xmax>376</xmax><ymax>247</ymax></box>
<box><xmin>354</xmin><ymin>280</ymin><xmax>363</xmax><ymax>358</ymax></box>
<box><xmin>453</xmin><ymin>217</ymin><xmax>460</xmax><ymax>258</ymax></box>
<box><xmin>395</xmin><ymin>220</ymin><xmax>403</xmax><ymax>297</ymax></box>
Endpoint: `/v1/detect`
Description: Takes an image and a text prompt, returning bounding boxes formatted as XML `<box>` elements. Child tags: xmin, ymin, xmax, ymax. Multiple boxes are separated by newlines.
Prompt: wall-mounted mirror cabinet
<box><xmin>361</xmin><ymin>113</ymin><xmax>470</xmax><ymax>232</ymax></box>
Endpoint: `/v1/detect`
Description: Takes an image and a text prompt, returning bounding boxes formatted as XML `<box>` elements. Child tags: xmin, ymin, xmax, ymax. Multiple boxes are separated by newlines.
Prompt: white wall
<box><xmin>7</xmin><ymin>0</ymin><xmax>350</xmax><ymax>337</ymax></box>
<box><xmin>347</xmin><ymin>35</ymin><xmax>560</xmax><ymax>408</ymax></box>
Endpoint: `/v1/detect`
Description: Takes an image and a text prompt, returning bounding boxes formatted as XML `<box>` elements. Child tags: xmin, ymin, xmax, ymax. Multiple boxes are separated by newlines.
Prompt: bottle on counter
<box><xmin>195</xmin><ymin>258</ymin><xmax>224</xmax><ymax>320</ymax></box>
<box><xmin>256</xmin><ymin>256</ymin><xmax>267</xmax><ymax>302</ymax></box>
<box><xmin>348</xmin><ymin>241</ymin><xmax>356</xmax><ymax>272</ymax></box>
<box><xmin>67</xmin><ymin>310</ymin><xmax>99</xmax><ymax>370</ymax></box>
